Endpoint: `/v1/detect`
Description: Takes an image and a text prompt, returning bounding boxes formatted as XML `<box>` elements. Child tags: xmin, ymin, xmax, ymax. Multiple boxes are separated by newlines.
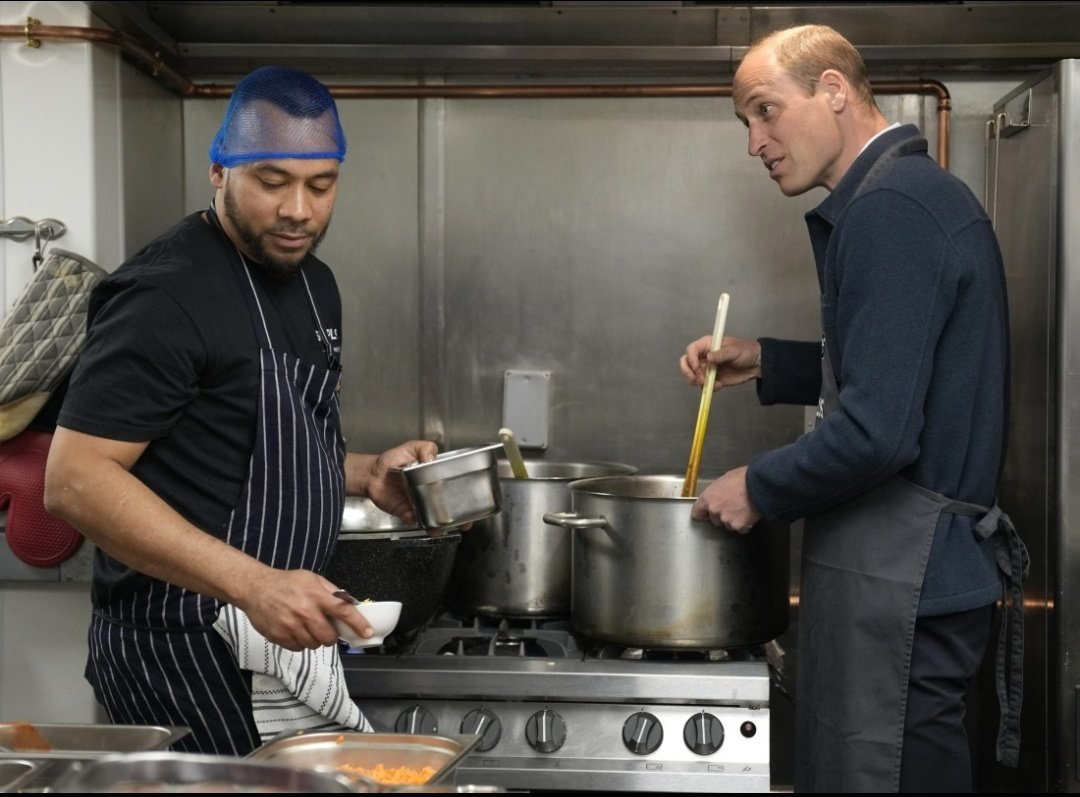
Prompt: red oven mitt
<box><xmin>0</xmin><ymin>430</ymin><xmax>83</xmax><ymax>567</ymax></box>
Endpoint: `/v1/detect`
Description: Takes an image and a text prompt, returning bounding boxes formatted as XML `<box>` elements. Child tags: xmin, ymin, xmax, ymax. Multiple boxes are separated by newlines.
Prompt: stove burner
<box><xmin>408</xmin><ymin>613</ymin><xmax>583</xmax><ymax>658</ymax></box>
<box><xmin>592</xmin><ymin>643</ymin><xmax>766</xmax><ymax>662</ymax></box>
<box><xmin>364</xmin><ymin>611</ymin><xmax>770</xmax><ymax>668</ymax></box>
<box><xmin>431</xmin><ymin>634</ymin><xmax>566</xmax><ymax>657</ymax></box>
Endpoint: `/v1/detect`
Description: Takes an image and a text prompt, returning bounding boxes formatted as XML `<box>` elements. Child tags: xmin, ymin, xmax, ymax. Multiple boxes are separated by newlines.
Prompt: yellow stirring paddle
<box><xmin>681</xmin><ymin>292</ymin><xmax>731</xmax><ymax>498</ymax></box>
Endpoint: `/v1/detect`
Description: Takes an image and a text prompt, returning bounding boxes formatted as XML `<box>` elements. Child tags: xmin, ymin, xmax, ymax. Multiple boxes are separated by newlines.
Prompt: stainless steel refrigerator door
<box><xmin>984</xmin><ymin>58</ymin><xmax>1080</xmax><ymax>792</ymax></box>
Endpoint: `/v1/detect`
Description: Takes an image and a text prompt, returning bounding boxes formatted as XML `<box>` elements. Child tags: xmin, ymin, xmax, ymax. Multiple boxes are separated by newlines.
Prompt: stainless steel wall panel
<box><xmin>120</xmin><ymin>66</ymin><xmax>184</xmax><ymax>263</ymax></box>
<box><xmin>437</xmin><ymin>93</ymin><xmax>817</xmax><ymax>468</ymax></box>
<box><xmin>182</xmin><ymin>98</ymin><xmax>227</xmax><ymax>215</ymax></box>
<box><xmin>983</xmin><ymin>69</ymin><xmax>1054</xmax><ymax>792</ymax></box>
<box><xmin>332</xmin><ymin>99</ymin><xmax>424</xmax><ymax>453</ymax></box>
<box><xmin>983</xmin><ymin>59</ymin><xmax>1080</xmax><ymax>792</ymax></box>
<box><xmin>418</xmin><ymin>89</ymin><xmax>450</xmax><ymax>447</ymax></box>
<box><xmin>1054</xmin><ymin>58</ymin><xmax>1080</xmax><ymax>792</ymax></box>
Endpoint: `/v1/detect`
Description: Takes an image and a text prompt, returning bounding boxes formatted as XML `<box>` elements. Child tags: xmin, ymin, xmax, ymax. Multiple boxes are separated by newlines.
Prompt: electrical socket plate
<box><xmin>502</xmin><ymin>370</ymin><xmax>551</xmax><ymax>449</ymax></box>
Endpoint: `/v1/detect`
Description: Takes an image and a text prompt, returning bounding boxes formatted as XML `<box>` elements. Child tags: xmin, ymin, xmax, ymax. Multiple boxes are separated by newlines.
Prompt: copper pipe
<box><xmin>874</xmin><ymin>79</ymin><xmax>952</xmax><ymax>167</ymax></box>
<box><xmin>0</xmin><ymin>21</ymin><xmax>951</xmax><ymax>165</ymax></box>
<box><xmin>0</xmin><ymin>23</ymin><xmax>192</xmax><ymax>95</ymax></box>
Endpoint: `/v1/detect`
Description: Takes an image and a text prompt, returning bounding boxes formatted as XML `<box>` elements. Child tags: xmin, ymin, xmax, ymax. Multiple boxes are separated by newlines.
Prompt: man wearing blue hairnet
<box><xmin>44</xmin><ymin>67</ymin><xmax>435</xmax><ymax>755</ymax></box>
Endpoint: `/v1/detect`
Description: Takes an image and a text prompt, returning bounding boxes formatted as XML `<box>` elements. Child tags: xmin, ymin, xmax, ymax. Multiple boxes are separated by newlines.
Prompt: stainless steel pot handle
<box><xmin>542</xmin><ymin>511</ymin><xmax>608</xmax><ymax>529</ymax></box>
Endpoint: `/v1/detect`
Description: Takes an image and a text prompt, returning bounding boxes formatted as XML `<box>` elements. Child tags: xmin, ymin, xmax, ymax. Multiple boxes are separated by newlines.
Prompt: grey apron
<box><xmin>794</xmin><ymin>342</ymin><xmax>1027</xmax><ymax>792</ymax></box>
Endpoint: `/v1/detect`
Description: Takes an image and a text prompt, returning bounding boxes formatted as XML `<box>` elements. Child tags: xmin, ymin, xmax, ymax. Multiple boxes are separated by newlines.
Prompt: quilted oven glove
<box><xmin>0</xmin><ymin>248</ymin><xmax>104</xmax><ymax>441</ymax></box>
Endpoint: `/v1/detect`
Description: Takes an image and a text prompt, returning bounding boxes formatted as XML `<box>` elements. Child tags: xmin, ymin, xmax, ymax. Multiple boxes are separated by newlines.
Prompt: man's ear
<box><xmin>209</xmin><ymin>162</ymin><xmax>226</xmax><ymax>188</ymax></box>
<box><xmin>818</xmin><ymin>68</ymin><xmax>848</xmax><ymax>112</ymax></box>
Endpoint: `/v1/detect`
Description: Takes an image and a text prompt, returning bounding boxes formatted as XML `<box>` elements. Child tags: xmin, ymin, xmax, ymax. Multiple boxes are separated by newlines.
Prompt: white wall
<box><xmin>1</xmin><ymin>0</ymin><xmax>136</xmax><ymax>724</ymax></box>
<box><xmin>0</xmin><ymin>0</ymin><xmax>121</xmax><ymax>309</ymax></box>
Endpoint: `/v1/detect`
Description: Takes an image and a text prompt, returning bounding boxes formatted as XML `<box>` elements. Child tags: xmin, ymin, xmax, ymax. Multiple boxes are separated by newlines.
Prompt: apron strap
<box><xmin>973</xmin><ymin>506</ymin><xmax>1029</xmax><ymax>768</ymax></box>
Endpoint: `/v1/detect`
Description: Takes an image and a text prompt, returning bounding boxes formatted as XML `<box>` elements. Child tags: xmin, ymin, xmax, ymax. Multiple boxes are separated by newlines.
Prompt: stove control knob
<box><xmin>622</xmin><ymin>711</ymin><xmax>664</xmax><ymax>755</ymax></box>
<box><xmin>461</xmin><ymin>707</ymin><xmax>502</xmax><ymax>752</ymax></box>
<box><xmin>525</xmin><ymin>708</ymin><xmax>567</xmax><ymax>753</ymax></box>
<box><xmin>683</xmin><ymin>711</ymin><xmax>725</xmax><ymax>756</ymax></box>
<box><xmin>395</xmin><ymin>705</ymin><xmax>438</xmax><ymax>736</ymax></box>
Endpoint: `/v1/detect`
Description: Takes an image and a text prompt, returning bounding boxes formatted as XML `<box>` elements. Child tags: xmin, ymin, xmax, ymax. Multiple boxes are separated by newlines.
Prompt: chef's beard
<box><xmin>223</xmin><ymin>189</ymin><xmax>329</xmax><ymax>281</ymax></box>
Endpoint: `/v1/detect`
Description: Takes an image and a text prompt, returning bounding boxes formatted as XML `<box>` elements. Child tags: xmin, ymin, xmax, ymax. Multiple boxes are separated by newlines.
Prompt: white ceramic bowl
<box><xmin>332</xmin><ymin>601</ymin><xmax>402</xmax><ymax>648</ymax></box>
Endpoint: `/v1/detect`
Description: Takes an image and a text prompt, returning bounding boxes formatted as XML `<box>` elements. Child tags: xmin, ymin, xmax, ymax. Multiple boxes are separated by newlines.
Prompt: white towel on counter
<box><xmin>212</xmin><ymin>604</ymin><xmax>373</xmax><ymax>742</ymax></box>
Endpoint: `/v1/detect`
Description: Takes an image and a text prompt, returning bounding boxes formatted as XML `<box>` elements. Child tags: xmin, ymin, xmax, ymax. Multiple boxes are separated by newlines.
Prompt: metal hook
<box><xmin>33</xmin><ymin>225</ymin><xmax>45</xmax><ymax>270</ymax></box>
<box><xmin>32</xmin><ymin>222</ymin><xmax>57</xmax><ymax>271</ymax></box>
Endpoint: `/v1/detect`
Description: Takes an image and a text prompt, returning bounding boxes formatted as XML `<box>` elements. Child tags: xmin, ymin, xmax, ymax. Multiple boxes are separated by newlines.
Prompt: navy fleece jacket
<box><xmin>746</xmin><ymin>124</ymin><xmax>1008</xmax><ymax>616</ymax></box>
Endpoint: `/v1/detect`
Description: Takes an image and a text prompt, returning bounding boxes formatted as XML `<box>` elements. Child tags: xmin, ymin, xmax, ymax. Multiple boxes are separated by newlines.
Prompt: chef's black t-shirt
<box><xmin>58</xmin><ymin>212</ymin><xmax>343</xmax><ymax>608</ymax></box>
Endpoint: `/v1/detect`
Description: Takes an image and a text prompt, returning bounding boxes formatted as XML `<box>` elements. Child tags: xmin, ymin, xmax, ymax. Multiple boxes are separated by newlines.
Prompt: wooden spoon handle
<box><xmin>682</xmin><ymin>292</ymin><xmax>730</xmax><ymax>497</ymax></box>
<box><xmin>499</xmin><ymin>427</ymin><xmax>530</xmax><ymax>479</ymax></box>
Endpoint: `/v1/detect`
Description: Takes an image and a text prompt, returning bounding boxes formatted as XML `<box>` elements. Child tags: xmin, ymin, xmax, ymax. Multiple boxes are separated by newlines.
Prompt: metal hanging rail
<box><xmin>0</xmin><ymin>216</ymin><xmax>65</xmax><ymax>241</ymax></box>
<box><xmin>0</xmin><ymin>216</ymin><xmax>66</xmax><ymax>270</ymax></box>
<box><xmin>0</xmin><ymin>17</ymin><xmax>952</xmax><ymax>166</ymax></box>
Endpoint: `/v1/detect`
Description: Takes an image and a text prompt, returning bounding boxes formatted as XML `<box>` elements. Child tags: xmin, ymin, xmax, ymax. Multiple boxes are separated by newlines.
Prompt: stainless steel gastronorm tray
<box><xmin>248</xmin><ymin>731</ymin><xmax>482</xmax><ymax>786</ymax></box>
<box><xmin>47</xmin><ymin>751</ymin><xmax>361</xmax><ymax>793</ymax></box>
<box><xmin>0</xmin><ymin>723</ymin><xmax>190</xmax><ymax>760</ymax></box>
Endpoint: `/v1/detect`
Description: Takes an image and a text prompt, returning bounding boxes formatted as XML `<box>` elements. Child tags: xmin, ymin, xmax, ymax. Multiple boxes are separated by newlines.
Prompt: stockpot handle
<box><xmin>542</xmin><ymin>511</ymin><xmax>608</xmax><ymax>529</ymax></box>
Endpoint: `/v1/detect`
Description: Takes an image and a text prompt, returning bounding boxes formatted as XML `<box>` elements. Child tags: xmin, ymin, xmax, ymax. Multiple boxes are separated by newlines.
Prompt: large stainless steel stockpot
<box><xmin>543</xmin><ymin>474</ymin><xmax>789</xmax><ymax>649</ymax></box>
<box><xmin>446</xmin><ymin>460</ymin><xmax>636</xmax><ymax>618</ymax></box>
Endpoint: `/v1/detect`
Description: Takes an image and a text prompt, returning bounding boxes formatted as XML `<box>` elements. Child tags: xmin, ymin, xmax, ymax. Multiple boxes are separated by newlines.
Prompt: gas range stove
<box><xmin>342</xmin><ymin>614</ymin><xmax>773</xmax><ymax>792</ymax></box>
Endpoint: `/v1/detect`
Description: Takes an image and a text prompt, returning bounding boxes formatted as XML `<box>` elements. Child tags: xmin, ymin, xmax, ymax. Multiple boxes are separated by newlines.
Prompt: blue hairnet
<box><xmin>208</xmin><ymin>66</ymin><xmax>346</xmax><ymax>167</ymax></box>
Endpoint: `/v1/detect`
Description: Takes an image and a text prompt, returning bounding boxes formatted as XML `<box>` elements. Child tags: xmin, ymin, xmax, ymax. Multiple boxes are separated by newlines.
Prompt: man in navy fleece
<box><xmin>679</xmin><ymin>24</ymin><xmax>1025</xmax><ymax>794</ymax></box>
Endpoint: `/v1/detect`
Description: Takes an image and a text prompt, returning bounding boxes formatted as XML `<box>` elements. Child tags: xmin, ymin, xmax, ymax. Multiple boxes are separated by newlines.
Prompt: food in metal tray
<box><xmin>248</xmin><ymin>730</ymin><xmax>481</xmax><ymax>786</ymax></box>
<box><xmin>338</xmin><ymin>762</ymin><xmax>437</xmax><ymax>785</ymax></box>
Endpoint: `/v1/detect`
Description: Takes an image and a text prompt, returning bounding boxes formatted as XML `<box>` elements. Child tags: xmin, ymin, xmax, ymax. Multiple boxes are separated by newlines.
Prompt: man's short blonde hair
<box><xmin>748</xmin><ymin>24</ymin><xmax>878</xmax><ymax>110</ymax></box>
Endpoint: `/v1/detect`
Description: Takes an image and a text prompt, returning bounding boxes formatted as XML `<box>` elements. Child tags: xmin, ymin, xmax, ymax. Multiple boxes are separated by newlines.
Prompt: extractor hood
<box><xmin>81</xmin><ymin>2</ymin><xmax>1080</xmax><ymax>79</ymax></box>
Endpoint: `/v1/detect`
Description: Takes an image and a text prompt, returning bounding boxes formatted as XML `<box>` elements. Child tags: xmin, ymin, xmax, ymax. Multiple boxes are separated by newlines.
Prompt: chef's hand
<box><xmin>679</xmin><ymin>335</ymin><xmax>762</xmax><ymax>390</ymax></box>
<box><xmin>240</xmin><ymin>568</ymin><xmax>373</xmax><ymax>651</ymax></box>
<box><xmin>690</xmin><ymin>466</ymin><xmax>761</xmax><ymax>533</ymax></box>
<box><xmin>364</xmin><ymin>440</ymin><xmax>439</xmax><ymax>525</ymax></box>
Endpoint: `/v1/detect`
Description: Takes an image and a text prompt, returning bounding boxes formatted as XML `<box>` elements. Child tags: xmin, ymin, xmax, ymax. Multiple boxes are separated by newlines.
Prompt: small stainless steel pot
<box><xmin>399</xmin><ymin>443</ymin><xmax>504</xmax><ymax>530</ymax></box>
<box><xmin>544</xmin><ymin>474</ymin><xmax>790</xmax><ymax>649</ymax></box>
<box><xmin>446</xmin><ymin>460</ymin><xmax>636</xmax><ymax>618</ymax></box>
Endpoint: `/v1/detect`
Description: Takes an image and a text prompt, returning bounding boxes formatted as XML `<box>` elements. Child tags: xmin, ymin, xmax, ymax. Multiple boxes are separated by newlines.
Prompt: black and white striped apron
<box><xmin>86</xmin><ymin>217</ymin><xmax>345</xmax><ymax>756</ymax></box>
